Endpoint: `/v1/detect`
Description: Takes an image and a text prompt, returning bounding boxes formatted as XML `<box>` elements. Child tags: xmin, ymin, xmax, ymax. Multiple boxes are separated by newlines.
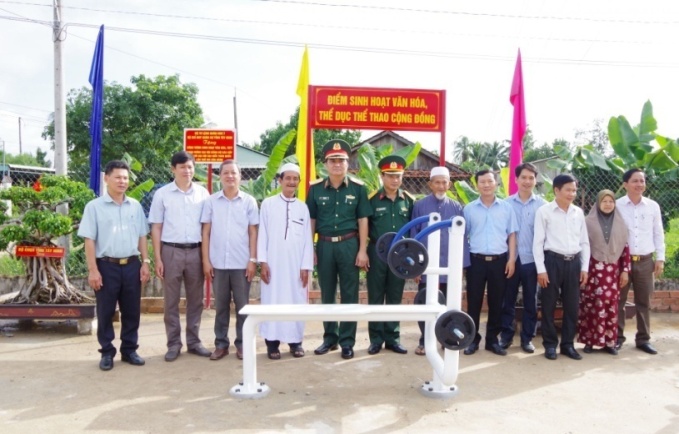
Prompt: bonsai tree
<box><xmin>0</xmin><ymin>175</ymin><xmax>95</xmax><ymax>304</ymax></box>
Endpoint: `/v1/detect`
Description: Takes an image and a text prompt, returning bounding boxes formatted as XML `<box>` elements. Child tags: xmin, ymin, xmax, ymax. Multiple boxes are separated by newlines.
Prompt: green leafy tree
<box><xmin>240</xmin><ymin>130</ymin><xmax>297</xmax><ymax>203</ymax></box>
<box><xmin>1</xmin><ymin>148</ymin><xmax>51</xmax><ymax>167</ymax></box>
<box><xmin>0</xmin><ymin>175</ymin><xmax>95</xmax><ymax>304</ymax></box>
<box><xmin>246</xmin><ymin>106</ymin><xmax>362</xmax><ymax>163</ymax></box>
<box><xmin>42</xmin><ymin>74</ymin><xmax>204</xmax><ymax>180</ymax></box>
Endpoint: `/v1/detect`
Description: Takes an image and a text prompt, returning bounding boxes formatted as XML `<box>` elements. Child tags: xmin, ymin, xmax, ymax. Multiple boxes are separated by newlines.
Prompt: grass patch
<box><xmin>664</xmin><ymin>218</ymin><xmax>679</xmax><ymax>279</ymax></box>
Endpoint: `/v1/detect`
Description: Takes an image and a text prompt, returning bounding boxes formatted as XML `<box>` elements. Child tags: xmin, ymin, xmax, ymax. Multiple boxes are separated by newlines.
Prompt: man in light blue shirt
<box><xmin>201</xmin><ymin>160</ymin><xmax>259</xmax><ymax>361</ymax></box>
<box><xmin>463</xmin><ymin>169</ymin><xmax>517</xmax><ymax>356</ymax></box>
<box><xmin>500</xmin><ymin>163</ymin><xmax>546</xmax><ymax>353</ymax></box>
<box><xmin>78</xmin><ymin>160</ymin><xmax>150</xmax><ymax>371</ymax></box>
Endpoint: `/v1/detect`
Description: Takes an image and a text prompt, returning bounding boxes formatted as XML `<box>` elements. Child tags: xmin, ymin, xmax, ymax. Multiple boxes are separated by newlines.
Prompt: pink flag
<box><xmin>509</xmin><ymin>49</ymin><xmax>526</xmax><ymax>195</ymax></box>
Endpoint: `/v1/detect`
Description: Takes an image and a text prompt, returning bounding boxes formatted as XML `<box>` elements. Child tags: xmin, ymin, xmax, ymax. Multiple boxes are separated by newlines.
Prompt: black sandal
<box><xmin>290</xmin><ymin>344</ymin><xmax>305</xmax><ymax>358</ymax></box>
<box><xmin>267</xmin><ymin>348</ymin><xmax>281</xmax><ymax>360</ymax></box>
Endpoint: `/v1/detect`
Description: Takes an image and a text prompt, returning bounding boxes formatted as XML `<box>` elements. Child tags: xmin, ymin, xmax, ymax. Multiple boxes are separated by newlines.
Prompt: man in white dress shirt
<box><xmin>615</xmin><ymin>168</ymin><xmax>665</xmax><ymax>355</ymax></box>
<box><xmin>257</xmin><ymin>163</ymin><xmax>314</xmax><ymax>359</ymax></box>
<box><xmin>533</xmin><ymin>174</ymin><xmax>590</xmax><ymax>361</ymax></box>
<box><xmin>149</xmin><ymin>151</ymin><xmax>212</xmax><ymax>362</ymax></box>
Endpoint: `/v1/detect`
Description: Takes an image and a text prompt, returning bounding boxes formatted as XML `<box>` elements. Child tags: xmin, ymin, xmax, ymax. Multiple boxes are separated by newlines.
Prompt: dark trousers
<box><xmin>415</xmin><ymin>282</ymin><xmax>447</xmax><ymax>346</ymax></box>
<box><xmin>466</xmin><ymin>255</ymin><xmax>507</xmax><ymax>345</ymax></box>
<box><xmin>618</xmin><ymin>256</ymin><xmax>654</xmax><ymax>345</ymax></box>
<box><xmin>316</xmin><ymin>238</ymin><xmax>359</xmax><ymax>348</ymax></box>
<box><xmin>95</xmin><ymin>258</ymin><xmax>142</xmax><ymax>358</ymax></box>
<box><xmin>541</xmin><ymin>253</ymin><xmax>580</xmax><ymax>349</ymax></box>
<box><xmin>213</xmin><ymin>269</ymin><xmax>250</xmax><ymax>349</ymax></box>
<box><xmin>367</xmin><ymin>243</ymin><xmax>406</xmax><ymax>345</ymax></box>
<box><xmin>500</xmin><ymin>259</ymin><xmax>539</xmax><ymax>344</ymax></box>
<box><xmin>162</xmin><ymin>245</ymin><xmax>204</xmax><ymax>351</ymax></box>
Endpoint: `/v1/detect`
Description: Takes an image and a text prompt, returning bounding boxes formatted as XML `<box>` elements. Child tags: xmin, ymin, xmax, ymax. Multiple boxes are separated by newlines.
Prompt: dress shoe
<box><xmin>583</xmin><ymin>345</ymin><xmax>593</xmax><ymax>354</ymax></box>
<box><xmin>210</xmin><ymin>347</ymin><xmax>229</xmax><ymax>360</ymax></box>
<box><xmin>314</xmin><ymin>342</ymin><xmax>339</xmax><ymax>355</ymax></box>
<box><xmin>614</xmin><ymin>338</ymin><xmax>624</xmax><ymax>350</ymax></box>
<box><xmin>367</xmin><ymin>343</ymin><xmax>382</xmax><ymax>355</ymax></box>
<box><xmin>99</xmin><ymin>354</ymin><xmax>114</xmax><ymax>371</ymax></box>
<box><xmin>521</xmin><ymin>342</ymin><xmax>536</xmax><ymax>354</ymax></box>
<box><xmin>385</xmin><ymin>343</ymin><xmax>408</xmax><ymax>354</ymax></box>
<box><xmin>236</xmin><ymin>346</ymin><xmax>243</xmax><ymax>360</ymax></box>
<box><xmin>499</xmin><ymin>340</ymin><xmax>512</xmax><ymax>350</ymax></box>
<box><xmin>341</xmin><ymin>346</ymin><xmax>354</xmax><ymax>359</ymax></box>
<box><xmin>463</xmin><ymin>341</ymin><xmax>479</xmax><ymax>355</ymax></box>
<box><xmin>636</xmin><ymin>343</ymin><xmax>658</xmax><ymax>355</ymax></box>
<box><xmin>603</xmin><ymin>346</ymin><xmax>618</xmax><ymax>356</ymax></box>
<box><xmin>561</xmin><ymin>347</ymin><xmax>582</xmax><ymax>360</ymax></box>
<box><xmin>165</xmin><ymin>348</ymin><xmax>180</xmax><ymax>362</ymax></box>
<box><xmin>121</xmin><ymin>352</ymin><xmax>145</xmax><ymax>366</ymax></box>
<box><xmin>188</xmin><ymin>345</ymin><xmax>211</xmax><ymax>357</ymax></box>
<box><xmin>544</xmin><ymin>348</ymin><xmax>557</xmax><ymax>360</ymax></box>
<box><xmin>485</xmin><ymin>343</ymin><xmax>507</xmax><ymax>356</ymax></box>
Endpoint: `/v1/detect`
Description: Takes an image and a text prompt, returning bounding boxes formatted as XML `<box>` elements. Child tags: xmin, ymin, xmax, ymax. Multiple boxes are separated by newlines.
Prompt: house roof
<box><xmin>234</xmin><ymin>144</ymin><xmax>270</xmax><ymax>168</ymax></box>
<box><xmin>352</xmin><ymin>130</ymin><xmax>469</xmax><ymax>177</ymax></box>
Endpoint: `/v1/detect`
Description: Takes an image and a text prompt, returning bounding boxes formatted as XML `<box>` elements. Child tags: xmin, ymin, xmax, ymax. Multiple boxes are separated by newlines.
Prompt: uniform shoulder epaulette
<box><xmin>349</xmin><ymin>177</ymin><xmax>365</xmax><ymax>185</ymax></box>
<box><xmin>309</xmin><ymin>178</ymin><xmax>324</xmax><ymax>186</ymax></box>
<box><xmin>404</xmin><ymin>190</ymin><xmax>416</xmax><ymax>201</ymax></box>
<box><xmin>368</xmin><ymin>190</ymin><xmax>379</xmax><ymax>200</ymax></box>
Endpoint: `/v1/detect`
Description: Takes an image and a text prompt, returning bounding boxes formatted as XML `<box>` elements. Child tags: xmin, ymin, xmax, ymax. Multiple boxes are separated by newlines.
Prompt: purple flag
<box><xmin>89</xmin><ymin>25</ymin><xmax>104</xmax><ymax>195</ymax></box>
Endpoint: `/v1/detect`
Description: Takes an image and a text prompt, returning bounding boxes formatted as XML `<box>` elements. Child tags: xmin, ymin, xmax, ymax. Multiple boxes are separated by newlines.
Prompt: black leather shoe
<box><xmin>499</xmin><ymin>340</ymin><xmax>512</xmax><ymax>350</ymax></box>
<box><xmin>521</xmin><ymin>342</ymin><xmax>535</xmax><ymax>353</ymax></box>
<box><xmin>165</xmin><ymin>348</ymin><xmax>180</xmax><ymax>362</ymax></box>
<box><xmin>99</xmin><ymin>355</ymin><xmax>114</xmax><ymax>371</ymax></box>
<box><xmin>603</xmin><ymin>346</ymin><xmax>618</xmax><ymax>356</ymax></box>
<box><xmin>485</xmin><ymin>343</ymin><xmax>507</xmax><ymax>356</ymax></box>
<box><xmin>583</xmin><ymin>345</ymin><xmax>593</xmax><ymax>354</ymax></box>
<box><xmin>314</xmin><ymin>343</ymin><xmax>339</xmax><ymax>355</ymax></box>
<box><xmin>463</xmin><ymin>341</ymin><xmax>479</xmax><ymax>355</ymax></box>
<box><xmin>544</xmin><ymin>348</ymin><xmax>557</xmax><ymax>360</ymax></box>
<box><xmin>341</xmin><ymin>346</ymin><xmax>354</xmax><ymax>359</ymax></box>
<box><xmin>614</xmin><ymin>338</ymin><xmax>624</xmax><ymax>350</ymax></box>
<box><xmin>561</xmin><ymin>347</ymin><xmax>582</xmax><ymax>360</ymax></box>
<box><xmin>385</xmin><ymin>343</ymin><xmax>408</xmax><ymax>354</ymax></box>
<box><xmin>121</xmin><ymin>352</ymin><xmax>146</xmax><ymax>366</ymax></box>
<box><xmin>187</xmin><ymin>345</ymin><xmax>212</xmax><ymax>357</ymax></box>
<box><xmin>636</xmin><ymin>343</ymin><xmax>658</xmax><ymax>355</ymax></box>
<box><xmin>367</xmin><ymin>343</ymin><xmax>382</xmax><ymax>355</ymax></box>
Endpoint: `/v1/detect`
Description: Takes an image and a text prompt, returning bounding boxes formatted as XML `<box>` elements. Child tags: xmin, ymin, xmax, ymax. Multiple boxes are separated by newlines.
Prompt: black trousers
<box><xmin>95</xmin><ymin>258</ymin><xmax>142</xmax><ymax>357</ymax></box>
<box><xmin>541</xmin><ymin>253</ymin><xmax>580</xmax><ymax>350</ymax></box>
<box><xmin>466</xmin><ymin>255</ymin><xmax>507</xmax><ymax>345</ymax></box>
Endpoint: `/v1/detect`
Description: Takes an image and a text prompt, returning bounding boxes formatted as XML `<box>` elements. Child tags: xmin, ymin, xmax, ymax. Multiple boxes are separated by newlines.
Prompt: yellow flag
<box><xmin>296</xmin><ymin>46</ymin><xmax>315</xmax><ymax>201</ymax></box>
<box><xmin>500</xmin><ymin>167</ymin><xmax>510</xmax><ymax>196</ymax></box>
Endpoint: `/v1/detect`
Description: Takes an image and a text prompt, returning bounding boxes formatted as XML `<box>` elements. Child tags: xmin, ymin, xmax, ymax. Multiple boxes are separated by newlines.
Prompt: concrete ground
<box><xmin>1</xmin><ymin>311</ymin><xmax>678</xmax><ymax>433</ymax></box>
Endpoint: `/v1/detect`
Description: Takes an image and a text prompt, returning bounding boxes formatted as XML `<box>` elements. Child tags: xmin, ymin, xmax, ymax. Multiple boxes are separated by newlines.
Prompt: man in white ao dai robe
<box><xmin>257</xmin><ymin>163</ymin><xmax>314</xmax><ymax>359</ymax></box>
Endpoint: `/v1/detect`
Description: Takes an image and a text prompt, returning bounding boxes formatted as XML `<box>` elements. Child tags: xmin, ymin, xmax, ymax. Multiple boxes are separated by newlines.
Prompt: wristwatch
<box><xmin>249</xmin><ymin>258</ymin><xmax>257</xmax><ymax>264</ymax></box>
<box><xmin>143</xmin><ymin>258</ymin><xmax>151</xmax><ymax>264</ymax></box>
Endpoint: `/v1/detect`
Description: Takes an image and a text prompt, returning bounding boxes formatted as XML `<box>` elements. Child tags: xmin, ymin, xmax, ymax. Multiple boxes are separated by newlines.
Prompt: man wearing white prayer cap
<box><xmin>409</xmin><ymin>166</ymin><xmax>470</xmax><ymax>355</ymax></box>
<box><xmin>257</xmin><ymin>161</ymin><xmax>313</xmax><ymax>359</ymax></box>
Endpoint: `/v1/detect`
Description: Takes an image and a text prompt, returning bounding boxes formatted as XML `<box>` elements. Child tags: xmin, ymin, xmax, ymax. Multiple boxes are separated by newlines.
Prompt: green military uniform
<box><xmin>307</xmin><ymin>176</ymin><xmax>372</xmax><ymax>348</ymax></box>
<box><xmin>367</xmin><ymin>156</ymin><xmax>414</xmax><ymax>347</ymax></box>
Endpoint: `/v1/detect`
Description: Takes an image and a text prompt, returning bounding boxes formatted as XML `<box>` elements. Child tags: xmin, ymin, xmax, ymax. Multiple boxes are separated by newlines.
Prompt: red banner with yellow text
<box><xmin>308</xmin><ymin>86</ymin><xmax>444</xmax><ymax>132</ymax></box>
<box><xmin>15</xmin><ymin>246</ymin><xmax>65</xmax><ymax>258</ymax></box>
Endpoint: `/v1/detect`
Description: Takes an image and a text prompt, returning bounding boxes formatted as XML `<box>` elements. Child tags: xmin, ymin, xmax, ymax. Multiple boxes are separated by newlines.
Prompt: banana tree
<box><xmin>240</xmin><ymin>129</ymin><xmax>296</xmax><ymax>203</ymax></box>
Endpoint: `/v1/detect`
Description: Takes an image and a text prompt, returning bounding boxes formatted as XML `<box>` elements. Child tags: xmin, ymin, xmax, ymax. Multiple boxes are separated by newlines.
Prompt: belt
<box><xmin>99</xmin><ymin>256</ymin><xmax>138</xmax><ymax>265</ymax></box>
<box><xmin>545</xmin><ymin>251</ymin><xmax>579</xmax><ymax>262</ymax></box>
<box><xmin>317</xmin><ymin>232</ymin><xmax>358</xmax><ymax>243</ymax></box>
<box><xmin>471</xmin><ymin>253</ymin><xmax>507</xmax><ymax>262</ymax></box>
<box><xmin>630</xmin><ymin>253</ymin><xmax>653</xmax><ymax>262</ymax></box>
<box><xmin>162</xmin><ymin>241</ymin><xmax>201</xmax><ymax>249</ymax></box>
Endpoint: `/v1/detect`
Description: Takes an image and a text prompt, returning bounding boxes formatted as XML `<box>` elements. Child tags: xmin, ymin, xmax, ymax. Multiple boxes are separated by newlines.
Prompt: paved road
<box><xmin>1</xmin><ymin>311</ymin><xmax>678</xmax><ymax>433</ymax></box>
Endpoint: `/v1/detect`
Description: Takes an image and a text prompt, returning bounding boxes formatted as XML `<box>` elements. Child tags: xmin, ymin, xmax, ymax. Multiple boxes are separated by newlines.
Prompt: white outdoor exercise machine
<box><xmin>230</xmin><ymin>213</ymin><xmax>475</xmax><ymax>399</ymax></box>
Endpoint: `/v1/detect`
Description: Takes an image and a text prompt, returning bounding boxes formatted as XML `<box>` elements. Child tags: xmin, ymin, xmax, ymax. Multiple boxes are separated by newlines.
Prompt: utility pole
<box><xmin>53</xmin><ymin>0</ymin><xmax>67</xmax><ymax>176</ymax></box>
<box><xmin>18</xmin><ymin>117</ymin><xmax>22</xmax><ymax>154</ymax></box>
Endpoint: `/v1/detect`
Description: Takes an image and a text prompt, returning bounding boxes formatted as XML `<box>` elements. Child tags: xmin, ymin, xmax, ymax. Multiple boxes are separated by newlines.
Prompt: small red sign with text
<box><xmin>309</xmin><ymin>86</ymin><xmax>444</xmax><ymax>132</ymax></box>
<box><xmin>15</xmin><ymin>246</ymin><xmax>65</xmax><ymax>258</ymax></box>
<box><xmin>184</xmin><ymin>129</ymin><xmax>236</xmax><ymax>164</ymax></box>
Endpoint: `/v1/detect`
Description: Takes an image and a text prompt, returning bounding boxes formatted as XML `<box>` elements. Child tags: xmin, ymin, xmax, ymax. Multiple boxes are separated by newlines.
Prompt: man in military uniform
<box><xmin>366</xmin><ymin>155</ymin><xmax>414</xmax><ymax>355</ymax></box>
<box><xmin>306</xmin><ymin>139</ymin><xmax>373</xmax><ymax>359</ymax></box>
